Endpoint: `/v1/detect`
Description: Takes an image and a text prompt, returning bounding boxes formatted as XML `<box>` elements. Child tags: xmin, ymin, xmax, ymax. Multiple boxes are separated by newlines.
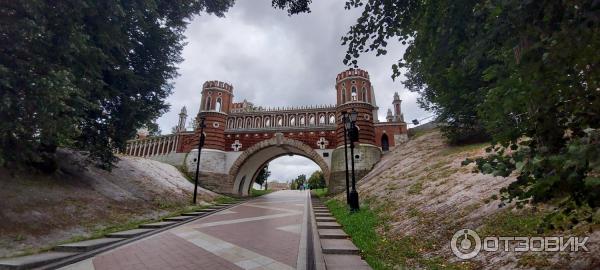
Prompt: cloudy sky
<box><xmin>157</xmin><ymin>0</ymin><xmax>430</xmax><ymax>183</ymax></box>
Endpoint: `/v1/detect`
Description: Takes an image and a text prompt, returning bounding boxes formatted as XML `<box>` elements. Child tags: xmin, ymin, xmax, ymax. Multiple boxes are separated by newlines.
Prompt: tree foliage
<box><xmin>342</xmin><ymin>0</ymin><xmax>600</xmax><ymax>215</ymax></box>
<box><xmin>255</xmin><ymin>165</ymin><xmax>271</xmax><ymax>189</ymax></box>
<box><xmin>308</xmin><ymin>170</ymin><xmax>326</xmax><ymax>189</ymax></box>
<box><xmin>290</xmin><ymin>174</ymin><xmax>306</xmax><ymax>190</ymax></box>
<box><xmin>0</xmin><ymin>0</ymin><xmax>309</xmax><ymax>171</ymax></box>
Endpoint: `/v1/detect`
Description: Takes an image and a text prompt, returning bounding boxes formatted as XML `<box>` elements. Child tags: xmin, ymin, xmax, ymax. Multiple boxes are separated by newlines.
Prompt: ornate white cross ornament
<box><xmin>231</xmin><ymin>140</ymin><xmax>242</xmax><ymax>151</ymax></box>
<box><xmin>317</xmin><ymin>137</ymin><xmax>329</xmax><ymax>150</ymax></box>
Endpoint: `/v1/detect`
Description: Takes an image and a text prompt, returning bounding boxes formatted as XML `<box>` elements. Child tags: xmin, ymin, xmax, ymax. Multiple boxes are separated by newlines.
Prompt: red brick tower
<box><xmin>195</xmin><ymin>81</ymin><xmax>233</xmax><ymax>151</ymax></box>
<box><xmin>334</xmin><ymin>69</ymin><xmax>376</xmax><ymax>146</ymax></box>
<box><xmin>330</xmin><ymin>68</ymin><xmax>381</xmax><ymax>194</ymax></box>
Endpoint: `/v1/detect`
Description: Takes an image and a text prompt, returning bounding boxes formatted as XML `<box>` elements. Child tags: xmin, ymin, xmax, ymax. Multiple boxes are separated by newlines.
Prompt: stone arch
<box><xmin>228</xmin><ymin>136</ymin><xmax>331</xmax><ymax>196</ymax></box>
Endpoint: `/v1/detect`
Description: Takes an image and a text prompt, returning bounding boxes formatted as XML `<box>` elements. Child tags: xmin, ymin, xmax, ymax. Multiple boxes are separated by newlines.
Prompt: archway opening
<box><xmin>229</xmin><ymin>137</ymin><xmax>330</xmax><ymax>196</ymax></box>
<box><xmin>381</xmin><ymin>133</ymin><xmax>390</xmax><ymax>151</ymax></box>
<box><xmin>251</xmin><ymin>155</ymin><xmax>325</xmax><ymax>194</ymax></box>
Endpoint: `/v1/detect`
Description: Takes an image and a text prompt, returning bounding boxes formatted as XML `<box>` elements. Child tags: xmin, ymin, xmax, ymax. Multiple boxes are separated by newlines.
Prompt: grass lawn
<box><xmin>312</xmin><ymin>188</ymin><xmax>328</xmax><ymax>198</ymax></box>
<box><xmin>250</xmin><ymin>188</ymin><xmax>274</xmax><ymax>197</ymax></box>
<box><xmin>325</xmin><ymin>199</ymin><xmax>469</xmax><ymax>270</ymax></box>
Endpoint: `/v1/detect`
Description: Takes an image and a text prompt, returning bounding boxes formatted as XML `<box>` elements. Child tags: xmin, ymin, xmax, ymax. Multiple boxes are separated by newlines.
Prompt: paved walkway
<box><xmin>60</xmin><ymin>190</ymin><xmax>310</xmax><ymax>270</ymax></box>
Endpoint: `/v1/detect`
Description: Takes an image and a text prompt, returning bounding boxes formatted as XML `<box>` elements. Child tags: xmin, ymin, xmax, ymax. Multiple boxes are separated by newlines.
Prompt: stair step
<box><xmin>53</xmin><ymin>238</ymin><xmax>124</xmax><ymax>252</ymax></box>
<box><xmin>0</xmin><ymin>251</ymin><xmax>78</xmax><ymax>270</ymax></box>
<box><xmin>315</xmin><ymin>213</ymin><xmax>333</xmax><ymax>217</ymax></box>
<box><xmin>316</xmin><ymin>217</ymin><xmax>336</xmax><ymax>222</ymax></box>
<box><xmin>318</xmin><ymin>229</ymin><xmax>348</xmax><ymax>239</ymax></box>
<box><xmin>106</xmin><ymin>228</ymin><xmax>154</xmax><ymax>238</ymax></box>
<box><xmin>139</xmin><ymin>221</ymin><xmax>176</xmax><ymax>229</ymax></box>
<box><xmin>181</xmin><ymin>212</ymin><xmax>209</xmax><ymax>216</ymax></box>
<box><xmin>324</xmin><ymin>254</ymin><xmax>371</xmax><ymax>270</ymax></box>
<box><xmin>163</xmin><ymin>216</ymin><xmax>194</xmax><ymax>222</ymax></box>
<box><xmin>321</xmin><ymin>239</ymin><xmax>360</xmax><ymax>255</ymax></box>
<box><xmin>317</xmin><ymin>222</ymin><xmax>342</xmax><ymax>229</ymax></box>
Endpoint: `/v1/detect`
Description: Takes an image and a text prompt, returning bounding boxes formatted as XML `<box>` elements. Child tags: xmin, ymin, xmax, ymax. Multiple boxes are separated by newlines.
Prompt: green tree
<box><xmin>0</xmin><ymin>0</ymin><xmax>310</xmax><ymax>171</ymax></box>
<box><xmin>290</xmin><ymin>174</ymin><xmax>306</xmax><ymax>190</ymax></box>
<box><xmin>341</xmin><ymin>0</ymin><xmax>599</xmax><ymax>219</ymax></box>
<box><xmin>255</xmin><ymin>165</ymin><xmax>271</xmax><ymax>190</ymax></box>
<box><xmin>308</xmin><ymin>170</ymin><xmax>325</xmax><ymax>189</ymax></box>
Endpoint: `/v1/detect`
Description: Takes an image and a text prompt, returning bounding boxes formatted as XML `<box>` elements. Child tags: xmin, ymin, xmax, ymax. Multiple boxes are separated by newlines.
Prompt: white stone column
<box><xmin>174</xmin><ymin>135</ymin><xmax>179</xmax><ymax>153</ymax></box>
<box><xmin>151</xmin><ymin>139</ymin><xmax>157</xmax><ymax>156</ymax></box>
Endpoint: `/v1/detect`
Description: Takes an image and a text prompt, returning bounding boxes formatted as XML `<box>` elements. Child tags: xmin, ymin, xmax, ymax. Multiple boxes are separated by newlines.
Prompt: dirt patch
<box><xmin>0</xmin><ymin>149</ymin><xmax>218</xmax><ymax>258</ymax></box>
<box><xmin>343</xmin><ymin>130</ymin><xmax>598</xmax><ymax>269</ymax></box>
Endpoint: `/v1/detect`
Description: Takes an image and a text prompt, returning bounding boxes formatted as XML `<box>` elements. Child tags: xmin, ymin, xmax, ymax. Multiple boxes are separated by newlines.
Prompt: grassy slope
<box><xmin>324</xmin><ymin>129</ymin><xmax>599</xmax><ymax>269</ymax></box>
<box><xmin>0</xmin><ymin>152</ymin><xmax>222</xmax><ymax>258</ymax></box>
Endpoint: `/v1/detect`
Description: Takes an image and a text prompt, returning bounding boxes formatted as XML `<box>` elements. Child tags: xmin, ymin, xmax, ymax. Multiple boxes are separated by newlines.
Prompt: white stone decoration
<box><xmin>231</xmin><ymin>140</ymin><xmax>243</xmax><ymax>151</ymax></box>
<box><xmin>317</xmin><ymin>137</ymin><xmax>329</xmax><ymax>150</ymax></box>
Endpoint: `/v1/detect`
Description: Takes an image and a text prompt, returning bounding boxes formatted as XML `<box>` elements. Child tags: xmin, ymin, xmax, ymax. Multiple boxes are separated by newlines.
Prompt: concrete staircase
<box><xmin>0</xmin><ymin>199</ymin><xmax>246</xmax><ymax>270</ymax></box>
<box><xmin>311</xmin><ymin>197</ymin><xmax>372</xmax><ymax>270</ymax></box>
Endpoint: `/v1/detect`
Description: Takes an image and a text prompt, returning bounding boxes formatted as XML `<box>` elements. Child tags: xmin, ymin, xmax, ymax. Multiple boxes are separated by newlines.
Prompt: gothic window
<box><xmin>319</xmin><ymin>115</ymin><xmax>325</xmax><ymax>124</ymax></box>
<box><xmin>237</xmin><ymin>118</ymin><xmax>243</xmax><ymax>128</ymax></box>
<box><xmin>216</xmin><ymin>98</ymin><xmax>222</xmax><ymax>112</ymax></box>
<box><xmin>265</xmin><ymin>118</ymin><xmax>270</xmax><ymax>127</ymax></box>
<box><xmin>361</xmin><ymin>87</ymin><xmax>367</xmax><ymax>102</ymax></box>
<box><xmin>341</xmin><ymin>88</ymin><xmax>346</xmax><ymax>103</ymax></box>
<box><xmin>351</xmin><ymin>86</ymin><xmax>357</xmax><ymax>101</ymax></box>
<box><xmin>205</xmin><ymin>96</ymin><xmax>212</xmax><ymax>110</ymax></box>
<box><xmin>309</xmin><ymin>115</ymin><xmax>315</xmax><ymax>125</ymax></box>
<box><xmin>290</xmin><ymin>116</ymin><xmax>295</xmax><ymax>126</ymax></box>
<box><xmin>329</xmin><ymin>114</ymin><xmax>335</xmax><ymax>124</ymax></box>
<box><xmin>277</xmin><ymin>116</ymin><xmax>283</xmax><ymax>126</ymax></box>
<box><xmin>300</xmin><ymin>116</ymin><xmax>305</xmax><ymax>125</ymax></box>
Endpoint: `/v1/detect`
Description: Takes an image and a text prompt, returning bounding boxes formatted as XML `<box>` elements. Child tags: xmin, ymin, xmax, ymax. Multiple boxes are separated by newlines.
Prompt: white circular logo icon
<box><xmin>451</xmin><ymin>229</ymin><xmax>481</xmax><ymax>259</ymax></box>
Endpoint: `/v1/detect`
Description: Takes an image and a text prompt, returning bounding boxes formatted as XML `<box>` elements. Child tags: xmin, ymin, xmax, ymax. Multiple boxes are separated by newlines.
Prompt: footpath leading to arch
<box><xmin>56</xmin><ymin>190</ymin><xmax>320</xmax><ymax>270</ymax></box>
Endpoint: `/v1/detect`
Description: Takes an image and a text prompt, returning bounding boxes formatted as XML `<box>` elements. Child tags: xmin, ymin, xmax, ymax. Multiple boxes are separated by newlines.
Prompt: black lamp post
<box><xmin>347</xmin><ymin>108</ymin><xmax>360</xmax><ymax>211</ymax></box>
<box><xmin>192</xmin><ymin>116</ymin><xmax>206</xmax><ymax>205</ymax></box>
<box><xmin>341</xmin><ymin>111</ymin><xmax>351</xmax><ymax>205</ymax></box>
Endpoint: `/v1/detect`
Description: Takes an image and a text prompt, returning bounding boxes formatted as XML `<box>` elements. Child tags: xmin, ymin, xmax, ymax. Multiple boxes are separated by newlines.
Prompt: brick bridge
<box><xmin>122</xmin><ymin>69</ymin><xmax>407</xmax><ymax>196</ymax></box>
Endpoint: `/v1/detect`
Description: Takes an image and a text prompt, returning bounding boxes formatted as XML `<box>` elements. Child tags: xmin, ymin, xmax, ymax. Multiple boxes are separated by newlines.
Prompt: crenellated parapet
<box><xmin>202</xmin><ymin>80</ymin><xmax>233</xmax><ymax>93</ymax></box>
<box><xmin>336</xmin><ymin>68</ymin><xmax>370</xmax><ymax>82</ymax></box>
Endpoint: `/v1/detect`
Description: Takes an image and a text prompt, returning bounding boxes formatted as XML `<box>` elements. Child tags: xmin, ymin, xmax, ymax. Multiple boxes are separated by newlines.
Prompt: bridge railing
<box><xmin>123</xmin><ymin>133</ymin><xmax>180</xmax><ymax>157</ymax></box>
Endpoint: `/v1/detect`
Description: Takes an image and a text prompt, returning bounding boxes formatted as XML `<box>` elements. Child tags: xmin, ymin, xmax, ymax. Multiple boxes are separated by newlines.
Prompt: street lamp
<box><xmin>192</xmin><ymin>116</ymin><xmax>207</xmax><ymax>204</ymax></box>
<box><xmin>341</xmin><ymin>111</ymin><xmax>351</xmax><ymax>205</ymax></box>
<box><xmin>348</xmin><ymin>108</ymin><xmax>360</xmax><ymax>211</ymax></box>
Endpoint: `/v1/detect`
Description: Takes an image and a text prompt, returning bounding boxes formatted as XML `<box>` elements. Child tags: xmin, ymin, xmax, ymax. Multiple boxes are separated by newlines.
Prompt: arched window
<box><xmin>255</xmin><ymin>118</ymin><xmax>261</xmax><ymax>128</ymax></box>
<box><xmin>309</xmin><ymin>115</ymin><xmax>315</xmax><ymax>125</ymax></box>
<box><xmin>381</xmin><ymin>133</ymin><xmax>390</xmax><ymax>151</ymax></box>
<box><xmin>329</xmin><ymin>114</ymin><xmax>335</xmax><ymax>124</ymax></box>
<box><xmin>319</xmin><ymin>115</ymin><xmax>325</xmax><ymax>124</ymax></box>
<box><xmin>300</xmin><ymin>116</ymin><xmax>305</xmax><ymax>125</ymax></box>
<box><xmin>228</xmin><ymin>119</ymin><xmax>234</xmax><ymax>128</ymax></box>
<box><xmin>361</xmin><ymin>87</ymin><xmax>367</xmax><ymax>102</ymax></box>
<box><xmin>351</xmin><ymin>86</ymin><xmax>357</xmax><ymax>101</ymax></box>
<box><xmin>341</xmin><ymin>88</ymin><xmax>346</xmax><ymax>103</ymax></box>
<box><xmin>215</xmin><ymin>98</ymin><xmax>222</xmax><ymax>112</ymax></box>
<box><xmin>246</xmin><ymin>118</ymin><xmax>252</xmax><ymax>128</ymax></box>
<box><xmin>237</xmin><ymin>118</ymin><xmax>243</xmax><ymax>128</ymax></box>
<box><xmin>265</xmin><ymin>118</ymin><xmax>270</xmax><ymax>127</ymax></box>
<box><xmin>277</xmin><ymin>116</ymin><xmax>283</xmax><ymax>126</ymax></box>
<box><xmin>290</xmin><ymin>116</ymin><xmax>295</xmax><ymax>126</ymax></box>
<box><xmin>205</xmin><ymin>96</ymin><xmax>212</xmax><ymax>110</ymax></box>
